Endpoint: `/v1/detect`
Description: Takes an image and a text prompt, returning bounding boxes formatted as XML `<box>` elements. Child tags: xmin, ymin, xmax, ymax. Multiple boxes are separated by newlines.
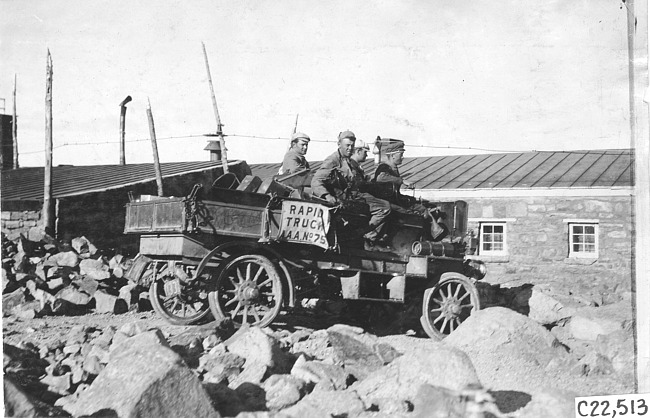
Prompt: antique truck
<box><xmin>123</xmin><ymin>170</ymin><xmax>486</xmax><ymax>338</ymax></box>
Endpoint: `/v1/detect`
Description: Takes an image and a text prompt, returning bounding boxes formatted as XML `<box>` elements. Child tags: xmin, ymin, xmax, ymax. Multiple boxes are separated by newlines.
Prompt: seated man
<box><xmin>279</xmin><ymin>132</ymin><xmax>310</xmax><ymax>175</ymax></box>
<box><xmin>373</xmin><ymin>137</ymin><xmax>448</xmax><ymax>241</ymax></box>
<box><xmin>311</xmin><ymin>131</ymin><xmax>392</xmax><ymax>252</ymax></box>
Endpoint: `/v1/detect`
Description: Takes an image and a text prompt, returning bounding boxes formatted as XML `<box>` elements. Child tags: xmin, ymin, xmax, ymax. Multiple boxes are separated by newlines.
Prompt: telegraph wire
<box><xmin>16</xmin><ymin>132</ymin><xmax>593</xmax><ymax>156</ymax></box>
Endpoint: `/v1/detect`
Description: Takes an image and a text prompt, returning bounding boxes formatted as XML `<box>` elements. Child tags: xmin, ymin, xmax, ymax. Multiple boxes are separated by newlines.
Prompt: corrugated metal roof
<box><xmin>249</xmin><ymin>149</ymin><xmax>633</xmax><ymax>190</ymax></box>
<box><xmin>1</xmin><ymin>150</ymin><xmax>633</xmax><ymax>202</ymax></box>
<box><xmin>1</xmin><ymin>161</ymin><xmax>231</xmax><ymax>201</ymax></box>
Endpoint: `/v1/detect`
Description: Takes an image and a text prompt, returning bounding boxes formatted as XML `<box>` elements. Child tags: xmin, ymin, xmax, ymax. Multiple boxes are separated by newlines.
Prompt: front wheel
<box><xmin>421</xmin><ymin>274</ymin><xmax>480</xmax><ymax>339</ymax></box>
<box><xmin>208</xmin><ymin>254</ymin><xmax>283</xmax><ymax>328</ymax></box>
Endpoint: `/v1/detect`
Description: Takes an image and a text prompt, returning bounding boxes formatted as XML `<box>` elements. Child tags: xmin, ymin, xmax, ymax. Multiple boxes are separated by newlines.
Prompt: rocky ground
<box><xmin>2</xmin><ymin>233</ymin><xmax>637</xmax><ymax>417</ymax></box>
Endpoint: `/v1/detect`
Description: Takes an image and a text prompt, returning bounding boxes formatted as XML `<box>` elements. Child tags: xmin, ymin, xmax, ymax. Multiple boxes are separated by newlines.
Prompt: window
<box><xmin>568</xmin><ymin>222</ymin><xmax>599</xmax><ymax>258</ymax></box>
<box><xmin>479</xmin><ymin>222</ymin><xmax>507</xmax><ymax>255</ymax></box>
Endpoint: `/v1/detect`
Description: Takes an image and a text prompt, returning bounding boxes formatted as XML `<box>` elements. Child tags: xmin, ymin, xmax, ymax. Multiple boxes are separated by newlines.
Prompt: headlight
<box><xmin>464</xmin><ymin>259</ymin><xmax>487</xmax><ymax>280</ymax></box>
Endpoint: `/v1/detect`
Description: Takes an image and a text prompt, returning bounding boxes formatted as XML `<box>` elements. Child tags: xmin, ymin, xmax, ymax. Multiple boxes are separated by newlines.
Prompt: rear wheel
<box><xmin>421</xmin><ymin>274</ymin><xmax>480</xmax><ymax>339</ymax></box>
<box><xmin>149</xmin><ymin>262</ymin><xmax>211</xmax><ymax>325</ymax></box>
<box><xmin>208</xmin><ymin>254</ymin><xmax>283</xmax><ymax>327</ymax></box>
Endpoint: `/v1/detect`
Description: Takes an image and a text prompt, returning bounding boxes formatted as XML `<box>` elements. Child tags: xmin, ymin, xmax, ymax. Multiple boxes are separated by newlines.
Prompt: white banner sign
<box><xmin>277</xmin><ymin>201</ymin><xmax>330</xmax><ymax>249</ymax></box>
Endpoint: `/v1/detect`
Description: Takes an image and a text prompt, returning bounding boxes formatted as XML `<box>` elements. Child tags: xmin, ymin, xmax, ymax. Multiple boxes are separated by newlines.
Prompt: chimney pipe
<box><xmin>119</xmin><ymin>95</ymin><xmax>132</xmax><ymax>165</ymax></box>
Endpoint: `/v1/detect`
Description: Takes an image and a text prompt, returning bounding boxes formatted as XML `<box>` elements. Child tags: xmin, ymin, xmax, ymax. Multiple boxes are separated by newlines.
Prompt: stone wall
<box><xmin>1</xmin><ymin>210</ymin><xmax>43</xmax><ymax>241</ymax></box>
<box><xmin>463</xmin><ymin>195</ymin><xmax>633</xmax><ymax>301</ymax></box>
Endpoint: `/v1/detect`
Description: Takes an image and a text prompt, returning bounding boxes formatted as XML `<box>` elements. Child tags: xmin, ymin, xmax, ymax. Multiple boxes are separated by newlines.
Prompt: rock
<box><xmin>71</xmin><ymin>236</ymin><xmax>98</xmax><ymax>256</ymax></box>
<box><xmin>263</xmin><ymin>374</ymin><xmax>308</xmax><ymax>410</ymax></box>
<box><xmin>83</xmin><ymin>355</ymin><xmax>104</xmax><ymax>375</ymax></box>
<box><xmin>516</xmin><ymin>389</ymin><xmax>575</xmax><ymax>418</ymax></box>
<box><xmin>79</xmin><ymin>258</ymin><xmax>107</xmax><ymax>275</ymax></box>
<box><xmin>290</xmin><ymin>355</ymin><xmax>350</xmax><ymax>391</ymax></box>
<box><xmin>94</xmin><ymin>290</ymin><xmax>128</xmax><ymax>314</ymax></box>
<box><xmin>234</xmin><ymin>382</ymin><xmax>267</xmax><ymax>411</ymax></box>
<box><xmin>202</xmin><ymin>383</ymin><xmax>247</xmax><ymax>417</ymax></box>
<box><xmin>292</xmin><ymin>324</ymin><xmax>400</xmax><ymax>381</ymax></box>
<box><xmin>73</xmin><ymin>275</ymin><xmax>99</xmax><ymax>296</ymax></box>
<box><xmin>138</xmin><ymin>291</ymin><xmax>153</xmax><ymax>311</ymax></box>
<box><xmin>281</xmin><ymin>388</ymin><xmax>367</xmax><ymax>417</ymax></box>
<box><xmin>62</xmin><ymin>330</ymin><xmax>220</xmax><ymax>418</ymax></box>
<box><xmin>119</xmin><ymin>283</ymin><xmax>138</xmax><ymax>306</ymax></box>
<box><xmin>12</xmin><ymin>301</ymin><xmax>40</xmax><ymax>319</ymax></box>
<box><xmin>109</xmin><ymin>254</ymin><xmax>124</xmax><ymax>269</ymax></box>
<box><xmin>55</xmin><ymin>286</ymin><xmax>92</xmax><ymax>306</ymax></box>
<box><xmin>49</xmin><ymin>251</ymin><xmax>79</xmax><ymax>268</ymax></box>
<box><xmin>46</xmin><ymin>277</ymin><xmax>65</xmax><ymax>291</ymax></box>
<box><xmin>596</xmin><ymin>329</ymin><xmax>635</xmax><ymax>378</ymax></box>
<box><xmin>3</xmin><ymin>375</ymin><xmax>50</xmax><ymax>418</ymax></box>
<box><xmin>353</xmin><ymin>344</ymin><xmax>480</xmax><ymax>406</ymax></box>
<box><xmin>40</xmin><ymin>372</ymin><xmax>72</xmax><ymax>395</ymax></box>
<box><xmin>32</xmin><ymin>288</ymin><xmax>56</xmax><ymax>311</ymax></box>
<box><xmin>225</xmin><ymin>326</ymin><xmax>294</xmax><ymax>387</ymax></box>
<box><xmin>527</xmin><ymin>286</ymin><xmax>581</xmax><ymax>325</ymax></box>
<box><xmin>3</xmin><ymin>288</ymin><xmax>26</xmax><ymax>315</ymax></box>
<box><xmin>412</xmin><ymin>384</ymin><xmax>465</xmax><ymax>418</ymax></box>
<box><xmin>199</xmin><ymin>351</ymin><xmax>246</xmax><ymax>384</ymax></box>
<box><xmin>569</xmin><ymin>302</ymin><xmax>632</xmax><ymax>341</ymax></box>
<box><xmin>445</xmin><ymin>307</ymin><xmax>569</xmax><ymax>369</ymax></box>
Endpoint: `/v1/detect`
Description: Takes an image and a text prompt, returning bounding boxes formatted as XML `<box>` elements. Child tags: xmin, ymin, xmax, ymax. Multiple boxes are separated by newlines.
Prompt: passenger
<box><xmin>311</xmin><ymin>131</ymin><xmax>392</xmax><ymax>252</ymax></box>
<box><xmin>279</xmin><ymin>132</ymin><xmax>310</xmax><ymax>175</ymax></box>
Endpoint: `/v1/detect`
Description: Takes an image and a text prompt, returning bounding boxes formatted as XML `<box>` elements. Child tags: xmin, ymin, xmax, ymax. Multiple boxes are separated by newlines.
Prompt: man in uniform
<box><xmin>311</xmin><ymin>131</ymin><xmax>392</xmax><ymax>251</ymax></box>
<box><xmin>279</xmin><ymin>132</ymin><xmax>310</xmax><ymax>175</ymax></box>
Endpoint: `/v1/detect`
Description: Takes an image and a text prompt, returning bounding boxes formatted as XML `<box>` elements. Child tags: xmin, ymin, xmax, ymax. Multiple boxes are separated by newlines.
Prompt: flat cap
<box><xmin>375</xmin><ymin>137</ymin><xmax>405</xmax><ymax>154</ymax></box>
<box><xmin>338</xmin><ymin>130</ymin><xmax>356</xmax><ymax>141</ymax></box>
<box><xmin>291</xmin><ymin>132</ymin><xmax>311</xmax><ymax>142</ymax></box>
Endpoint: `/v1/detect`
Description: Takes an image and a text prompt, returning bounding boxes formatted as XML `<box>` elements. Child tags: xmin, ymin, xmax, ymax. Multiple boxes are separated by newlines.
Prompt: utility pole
<box><xmin>43</xmin><ymin>50</ymin><xmax>55</xmax><ymax>235</ymax></box>
<box><xmin>202</xmin><ymin>42</ymin><xmax>228</xmax><ymax>173</ymax></box>
<box><xmin>146</xmin><ymin>98</ymin><xmax>164</xmax><ymax>196</ymax></box>
<box><xmin>119</xmin><ymin>95</ymin><xmax>132</xmax><ymax>165</ymax></box>
<box><xmin>293</xmin><ymin>114</ymin><xmax>299</xmax><ymax>134</ymax></box>
<box><xmin>13</xmin><ymin>74</ymin><xmax>18</xmax><ymax>169</ymax></box>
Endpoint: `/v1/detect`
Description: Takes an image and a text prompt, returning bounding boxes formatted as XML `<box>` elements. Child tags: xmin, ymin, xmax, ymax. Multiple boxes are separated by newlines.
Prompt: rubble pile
<box><xmin>2</xmin><ymin>233</ymin><xmax>149</xmax><ymax>320</ymax></box>
<box><xmin>2</xmin><ymin>233</ymin><xmax>635</xmax><ymax>417</ymax></box>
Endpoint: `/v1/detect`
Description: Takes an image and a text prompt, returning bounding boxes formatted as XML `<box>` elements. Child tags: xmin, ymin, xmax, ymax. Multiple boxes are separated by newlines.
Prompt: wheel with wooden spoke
<box><xmin>208</xmin><ymin>254</ymin><xmax>283</xmax><ymax>328</ymax></box>
<box><xmin>149</xmin><ymin>262</ymin><xmax>211</xmax><ymax>325</ymax></box>
<box><xmin>421</xmin><ymin>273</ymin><xmax>480</xmax><ymax>339</ymax></box>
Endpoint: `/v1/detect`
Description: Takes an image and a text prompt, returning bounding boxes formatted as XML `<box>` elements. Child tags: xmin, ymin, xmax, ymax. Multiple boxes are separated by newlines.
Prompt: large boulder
<box><xmin>60</xmin><ymin>329</ymin><xmax>220</xmax><ymax>418</ymax></box>
<box><xmin>443</xmin><ymin>307</ymin><xmax>572</xmax><ymax>392</ymax></box>
<box><xmin>527</xmin><ymin>286</ymin><xmax>582</xmax><ymax>325</ymax></box>
<box><xmin>445</xmin><ymin>307</ymin><xmax>569</xmax><ymax>367</ymax></box>
<box><xmin>352</xmin><ymin>342</ymin><xmax>480</xmax><ymax>409</ymax></box>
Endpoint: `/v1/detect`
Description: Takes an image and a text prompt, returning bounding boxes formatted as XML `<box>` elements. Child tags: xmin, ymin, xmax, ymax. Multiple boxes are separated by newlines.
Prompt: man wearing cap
<box><xmin>373</xmin><ymin>138</ymin><xmax>414</xmax><ymax>189</ymax></box>
<box><xmin>311</xmin><ymin>132</ymin><xmax>392</xmax><ymax>251</ymax></box>
<box><xmin>279</xmin><ymin>132</ymin><xmax>311</xmax><ymax>175</ymax></box>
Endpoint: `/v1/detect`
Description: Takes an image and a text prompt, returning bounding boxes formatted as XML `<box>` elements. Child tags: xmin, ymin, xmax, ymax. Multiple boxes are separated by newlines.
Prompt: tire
<box><xmin>421</xmin><ymin>273</ymin><xmax>481</xmax><ymax>339</ymax></box>
<box><xmin>208</xmin><ymin>254</ymin><xmax>283</xmax><ymax>328</ymax></box>
<box><xmin>149</xmin><ymin>263</ymin><xmax>211</xmax><ymax>325</ymax></box>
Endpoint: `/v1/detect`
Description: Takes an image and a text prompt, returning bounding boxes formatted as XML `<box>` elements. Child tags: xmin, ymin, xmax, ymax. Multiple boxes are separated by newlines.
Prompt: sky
<box><xmin>0</xmin><ymin>0</ymin><xmax>638</xmax><ymax>167</ymax></box>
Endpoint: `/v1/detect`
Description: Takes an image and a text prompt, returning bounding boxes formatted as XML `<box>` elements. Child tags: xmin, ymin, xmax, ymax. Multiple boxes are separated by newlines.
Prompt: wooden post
<box><xmin>202</xmin><ymin>42</ymin><xmax>228</xmax><ymax>173</ymax></box>
<box><xmin>293</xmin><ymin>114</ymin><xmax>299</xmax><ymax>134</ymax></box>
<box><xmin>146</xmin><ymin>98</ymin><xmax>164</xmax><ymax>197</ymax></box>
<box><xmin>119</xmin><ymin>95</ymin><xmax>132</xmax><ymax>165</ymax></box>
<box><xmin>43</xmin><ymin>50</ymin><xmax>55</xmax><ymax>235</ymax></box>
<box><xmin>12</xmin><ymin>74</ymin><xmax>18</xmax><ymax>169</ymax></box>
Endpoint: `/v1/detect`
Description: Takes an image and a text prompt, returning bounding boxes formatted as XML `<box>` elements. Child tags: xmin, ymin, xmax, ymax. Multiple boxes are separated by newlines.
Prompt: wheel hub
<box><xmin>441</xmin><ymin>297</ymin><xmax>461</xmax><ymax>318</ymax></box>
<box><xmin>237</xmin><ymin>281</ymin><xmax>260</xmax><ymax>305</ymax></box>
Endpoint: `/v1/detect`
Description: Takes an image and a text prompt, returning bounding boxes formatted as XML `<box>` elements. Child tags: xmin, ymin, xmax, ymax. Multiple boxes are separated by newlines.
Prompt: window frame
<box><xmin>477</xmin><ymin>221</ymin><xmax>508</xmax><ymax>256</ymax></box>
<box><xmin>566</xmin><ymin>220</ymin><xmax>599</xmax><ymax>259</ymax></box>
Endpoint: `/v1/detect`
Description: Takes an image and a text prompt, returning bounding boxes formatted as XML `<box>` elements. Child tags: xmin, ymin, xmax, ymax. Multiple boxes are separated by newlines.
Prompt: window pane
<box><xmin>494</xmin><ymin>225</ymin><xmax>504</xmax><ymax>233</ymax></box>
<box><xmin>585</xmin><ymin>225</ymin><xmax>595</xmax><ymax>234</ymax></box>
<box><xmin>483</xmin><ymin>243</ymin><xmax>492</xmax><ymax>251</ymax></box>
<box><xmin>484</xmin><ymin>225</ymin><xmax>493</xmax><ymax>233</ymax></box>
<box><xmin>585</xmin><ymin>235</ymin><xmax>595</xmax><ymax>244</ymax></box>
<box><xmin>573</xmin><ymin>225</ymin><xmax>584</xmax><ymax>234</ymax></box>
<box><xmin>493</xmin><ymin>242</ymin><xmax>503</xmax><ymax>251</ymax></box>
